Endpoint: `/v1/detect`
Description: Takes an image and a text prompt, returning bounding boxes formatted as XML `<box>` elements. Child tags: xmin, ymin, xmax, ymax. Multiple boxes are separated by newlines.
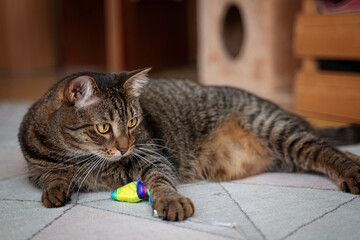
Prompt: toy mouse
<box><xmin>111</xmin><ymin>180</ymin><xmax>152</xmax><ymax>205</ymax></box>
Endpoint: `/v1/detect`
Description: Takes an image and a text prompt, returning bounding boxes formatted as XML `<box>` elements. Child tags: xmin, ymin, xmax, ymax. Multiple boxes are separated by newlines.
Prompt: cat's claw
<box><xmin>152</xmin><ymin>195</ymin><xmax>194</xmax><ymax>221</ymax></box>
<box><xmin>338</xmin><ymin>168</ymin><xmax>360</xmax><ymax>194</ymax></box>
<box><xmin>41</xmin><ymin>181</ymin><xmax>71</xmax><ymax>208</ymax></box>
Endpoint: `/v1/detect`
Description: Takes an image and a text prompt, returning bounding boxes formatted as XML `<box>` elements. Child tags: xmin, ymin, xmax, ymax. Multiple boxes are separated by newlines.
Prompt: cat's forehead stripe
<box><xmin>120</xmin><ymin>98</ymin><xmax>127</xmax><ymax>118</ymax></box>
<box><xmin>109</xmin><ymin>110</ymin><xmax>114</xmax><ymax>121</ymax></box>
<box><xmin>107</xmin><ymin>93</ymin><xmax>124</xmax><ymax>121</ymax></box>
<box><xmin>108</xmin><ymin>88</ymin><xmax>128</xmax><ymax>120</ymax></box>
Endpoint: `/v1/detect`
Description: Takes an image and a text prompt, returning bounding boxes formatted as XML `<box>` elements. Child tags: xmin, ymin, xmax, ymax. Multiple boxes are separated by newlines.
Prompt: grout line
<box><xmin>177</xmin><ymin>181</ymin><xmax>209</xmax><ymax>189</ymax></box>
<box><xmin>219</xmin><ymin>183</ymin><xmax>267</xmax><ymax>240</ymax></box>
<box><xmin>0</xmin><ymin>198</ymin><xmax>40</xmax><ymax>203</ymax></box>
<box><xmin>78</xmin><ymin>197</ymin><xmax>112</xmax><ymax>204</ymax></box>
<box><xmin>79</xmin><ymin>203</ymin><xmax>235</xmax><ymax>239</ymax></box>
<box><xmin>225</xmin><ymin>181</ymin><xmax>340</xmax><ymax>192</ymax></box>
<box><xmin>178</xmin><ymin>177</ymin><xmax>340</xmax><ymax>193</ymax></box>
<box><xmin>187</xmin><ymin>219</ymin><xmax>251</xmax><ymax>240</ymax></box>
<box><xmin>28</xmin><ymin>204</ymin><xmax>76</xmax><ymax>240</ymax></box>
<box><xmin>280</xmin><ymin>195</ymin><xmax>359</xmax><ymax>240</ymax></box>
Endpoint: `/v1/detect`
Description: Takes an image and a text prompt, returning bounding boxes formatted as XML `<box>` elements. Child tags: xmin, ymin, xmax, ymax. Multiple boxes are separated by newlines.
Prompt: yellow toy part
<box><xmin>111</xmin><ymin>181</ymin><xmax>152</xmax><ymax>204</ymax></box>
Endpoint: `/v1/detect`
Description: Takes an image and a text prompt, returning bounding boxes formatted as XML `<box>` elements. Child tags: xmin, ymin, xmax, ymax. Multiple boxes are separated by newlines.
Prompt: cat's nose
<box><xmin>116</xmin><ymin>136</ymin><xmax>129</xmax><ymax>155</ymax></box>
<box><xmin>118</xmin><ymin>147</ymin><xmax>129</xmax><ymax>155</ymax></box>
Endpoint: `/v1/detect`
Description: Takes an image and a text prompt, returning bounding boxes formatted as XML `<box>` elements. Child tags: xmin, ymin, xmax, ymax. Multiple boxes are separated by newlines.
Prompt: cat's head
<box><xmin>56</xmin><ymin>68</ymin><xmax>151</xmax><ymax>161</ymax></box>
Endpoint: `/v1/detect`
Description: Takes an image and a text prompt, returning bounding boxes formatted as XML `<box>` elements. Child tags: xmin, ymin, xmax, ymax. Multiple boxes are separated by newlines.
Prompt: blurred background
<box><xmin>0</xmin><ymin>0</ymin><xmax>359</xmax><ymax>125</ymax></box>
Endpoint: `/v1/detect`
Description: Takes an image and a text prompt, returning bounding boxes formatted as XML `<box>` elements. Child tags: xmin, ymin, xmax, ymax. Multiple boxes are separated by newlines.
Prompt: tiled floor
<box><xmin>1</xmin><ymin>102</ymin><xmax>360</xmax><ymax>240</ymax></box>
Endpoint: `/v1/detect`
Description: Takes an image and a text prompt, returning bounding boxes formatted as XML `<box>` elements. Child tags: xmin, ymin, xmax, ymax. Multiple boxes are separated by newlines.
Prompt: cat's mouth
<box><xmin>101</xmin><ymin>146</ymin><xmax>134</xmax><ymax>162</ymax></box>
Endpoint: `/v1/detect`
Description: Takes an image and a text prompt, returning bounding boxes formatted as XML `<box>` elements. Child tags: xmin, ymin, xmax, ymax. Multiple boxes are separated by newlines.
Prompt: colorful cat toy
<box><xmin>111</xmin><ymin>180</ymin><xmax>152</xmax><ymax>205</ymax></box>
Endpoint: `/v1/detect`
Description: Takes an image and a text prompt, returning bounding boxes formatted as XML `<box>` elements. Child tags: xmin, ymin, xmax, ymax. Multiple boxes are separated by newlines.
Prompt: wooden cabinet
<box><xmin>294</xmin><ymin>0</ymin><xmax>360</xmax><ymax>123</ymax></box>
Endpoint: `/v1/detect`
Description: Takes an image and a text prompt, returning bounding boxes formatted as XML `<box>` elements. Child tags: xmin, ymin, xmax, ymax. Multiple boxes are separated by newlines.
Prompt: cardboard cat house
<box><xmin>198</xmin><ymin>0</ymin><xmax>301</xmax><ymax>105</ymax></box>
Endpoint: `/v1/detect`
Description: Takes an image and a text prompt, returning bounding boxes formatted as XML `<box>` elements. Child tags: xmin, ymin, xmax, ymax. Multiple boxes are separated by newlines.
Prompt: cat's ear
<box><xmin>65</xmin><ymin>75</ymin><xmax>100</xmax><ymax>108</ymax></box>
<box><xmin>123</xmin><ymin>68</ymin><xmax>151</xmax><ymax>97</ymax></box>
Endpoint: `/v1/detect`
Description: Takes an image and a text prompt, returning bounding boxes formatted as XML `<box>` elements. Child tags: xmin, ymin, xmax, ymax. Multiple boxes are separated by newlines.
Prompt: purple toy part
<box><xmin>136</xmin><ymin>181</ymin><xmax>148</xmax><ymax>199</ymax></box>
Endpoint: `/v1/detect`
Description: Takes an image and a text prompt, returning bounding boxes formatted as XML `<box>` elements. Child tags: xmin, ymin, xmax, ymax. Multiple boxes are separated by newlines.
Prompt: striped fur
<box><xmin>19</xmin><ymin>69</ymin><xmax>360</xmax><ymax>221</ymax></box>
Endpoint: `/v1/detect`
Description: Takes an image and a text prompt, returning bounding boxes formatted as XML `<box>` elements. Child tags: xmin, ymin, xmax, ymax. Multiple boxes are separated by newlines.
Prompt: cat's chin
<box><xmin>104</xmin><ymin>155</ymin><xmax>123</xmax><ymax>162</ymax></box>
<box><xmin>103</xmin><ymin>151</ymin><xmax>131</xmax><ymax>162</ymax></box>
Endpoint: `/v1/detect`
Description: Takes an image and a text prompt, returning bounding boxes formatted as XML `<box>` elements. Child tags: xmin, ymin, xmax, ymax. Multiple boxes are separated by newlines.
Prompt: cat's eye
<box><xmin>96</xmin><ymin>123</ymin><xmax>111</xmax><ymax>134</ymax></box>
<box><xmin>128</xmin><ymin>118</ymin><xmax>137</xmax><ymax>128</ymax></box>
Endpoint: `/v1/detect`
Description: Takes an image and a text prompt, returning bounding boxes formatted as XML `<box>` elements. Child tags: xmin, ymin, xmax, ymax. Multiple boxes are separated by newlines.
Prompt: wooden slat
<box><xmin>294</xmin><ymin>71</ymin><xmax>360</xmax><ymax>123</ymax></box>
<box><xmin>302</xmin><ymin>0</ymin><xmax>316</xmax><ymax>14</ymax></box>
<box><xmin>294</xmin><ymin>13</ymin><xmax>360</xmax><ymax>59</ymax></box>
<box><xmin>104</xmin><ymin>0</ymin><xmax>124</xmax><ymax>72</ymax></box>
<box><xmin>58</xmin><ymin>0</ymin><xmax>106</xmax><ymax>71</ymax></box>
<box><xmin>0</xmin><ymin>0</ymin><xmax>57</xmax><ymax>74</ymax></box>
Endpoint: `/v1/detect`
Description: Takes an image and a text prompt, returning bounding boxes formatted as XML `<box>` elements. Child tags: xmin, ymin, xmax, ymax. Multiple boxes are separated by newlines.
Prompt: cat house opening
<box><xmin>221</xmin><ymin>4</ymin><xmax>244</xmax><ymax>59</ymax></box>
<box><xmin>317</xmin><ymin>59</ymin><xmax>360</xmax><ymax>74</ymax></box>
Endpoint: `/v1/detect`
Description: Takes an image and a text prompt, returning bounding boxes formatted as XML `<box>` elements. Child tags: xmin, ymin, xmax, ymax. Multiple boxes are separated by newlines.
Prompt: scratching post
<box><xmin>198</xmin><ymin>0</ymin><xmax>301</xmax><ymax>105</ymax></box>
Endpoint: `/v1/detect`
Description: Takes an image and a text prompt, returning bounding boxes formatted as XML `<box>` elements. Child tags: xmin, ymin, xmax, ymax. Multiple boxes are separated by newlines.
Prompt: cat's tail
<box><xmin>315</xmin><ymin>124</ymin><xmax>360</xmax><ymax>146</ymax></box>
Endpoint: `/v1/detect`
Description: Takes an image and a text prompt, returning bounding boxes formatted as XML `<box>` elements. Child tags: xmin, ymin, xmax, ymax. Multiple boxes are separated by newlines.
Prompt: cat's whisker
<box><xmin>89</xmin><ymin>157</ymin><xmax>105</xmax><ymax>184</ymax></box>
<box><xmin>136</xmin><ymin>147</ymin><xmax>177</xmax><ymax>173</ymax></box>
<box><xmin>136</xmin><ymin>147</ymin><xmax>172</xmax><ymax>161</ymax></box>
<box><xmin>67</xmin><ymin>155</ymin><xmax>98</xmax><ymax>195</ymax></box>
<box><xmin>136</xmin><ymin>143</ymin><xmax>173</xmax><ymax>152</ymax></box>
<box><xmin>70</xmin><ymin>155</ymin><xmax>98</xmax><ymax>179</ymax></box>
<box><xmin>94</xmin><ymin>157</ymin><xmax>107</xmax><ymax>189</ymax></box>
<box><xmin>136</xmin><ymin>142</ymin><xmax>196</xmax><ymax>160</ymax></box>
<box><xmin>40</xmin><ymin>153</ymin><xmax>92</xmax><ymax>174</ymax></box>
<box><xmin>76</xmin><ymin>156</ymin><xmax>103</xmax><ymax>197</ymax></box>
<box><xmin>74</xmin><ymin>156</ymin><xmax>100</xmax><ymax>189</ymax></box>
<box><xmin>131</xmin><ymin>151</ymin><xmax>152</xmax><ymax>167</ymax></box>
<box><xmin>133</xmin><ymin>149</ymin><xmax>178</xmax><ymax>177</ymax></box>
<box><xmin>40</xmin><ymin>153</ymin><xmax>95</xmax><ymax>195</ymax></box>
<box><xmin>49</xmin><ymin>156</ymin><xmax>93</xmax><ymax>174</ymax></box>
<box><xmin>38</xmin><ymin>154</ymin><xmax>88</xmax><ymax>171</ymax></box>
<box><xmin>57</xmin><ymin>154</ymin><xmax>94</xmax><ymax>168</ymax></box>
<box><xmin>131</xmin><ymin>151</ymin><xmax>159</xmax><ymax>170</ymax></box>
<box><xmin>68</xmin><ymin>162</ymin><xmax>93</xmax><ymax>195</ymax></box>
<box><xmin>74</xmin><ymin>157</ymin><xmax>103</xmax><ymax>195</ymax></box>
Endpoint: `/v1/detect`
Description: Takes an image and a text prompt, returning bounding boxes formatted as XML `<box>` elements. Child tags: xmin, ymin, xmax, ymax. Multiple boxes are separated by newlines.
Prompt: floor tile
<box><xmin>286</xmin><ymin>197</ymin><xmax>360</xmax><ymax>240</ymax></box>
<box><xmin>340</xmin><ymin>144</ymin><xmax>360</xmax><ymax>155</ymax></box>
<box><xmin>0</xmin><ymin>175</ymin><xmax>41</xmax><ymax>202</ymax></box>
<box><xmin>32</xmin><ymin>205</ymin><xmax>231</xmax><ymax>240</ymax></box>
<box><xmin>237</xmin><ymin>172</ymin><xmax>339</xmax><ymax>191</ymax></box>
<box><xmin>0</xmin><ymin>200</ymin><xmax>73</xmax><ymax>240</ymax></box>
<box><xmin>82</xmin><ymin>182</ymin><xmax>264</xmax><ymax>239</ymax></box>
<box><xmin>0</xmin><ymin>102</ymin><xmax>30</xmax><ymax>150</ymax></box>
<box><xmin>0</xmin><ymin>148</ymin><xmax>27</xmax><ymax>180</ymax></box>
<box><xmin>221</xmin><ymin>182</ymin><xmax>356</xmax><ymax>240</ymax></box>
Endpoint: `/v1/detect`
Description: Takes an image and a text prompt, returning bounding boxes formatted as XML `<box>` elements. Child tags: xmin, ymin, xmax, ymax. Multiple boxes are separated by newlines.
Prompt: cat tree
<box><xmin>198</xmin><ymin>0</ymin><xmax>301</xmax><ymax>106</ymax></box>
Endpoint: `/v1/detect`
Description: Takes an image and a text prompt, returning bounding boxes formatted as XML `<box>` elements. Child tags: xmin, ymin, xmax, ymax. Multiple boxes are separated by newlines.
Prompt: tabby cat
<box><xmin>18</xmin><ymin>68</ymin><xmax>360</xmax><ymax>221</ymax></box>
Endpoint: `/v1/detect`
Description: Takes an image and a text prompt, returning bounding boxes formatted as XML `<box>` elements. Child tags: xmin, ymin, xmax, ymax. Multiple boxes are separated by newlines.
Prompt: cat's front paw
<box><xmin>152</xmin><ymin>195</ymin><xmax>194</xmax><ymax>221</ymax></box>
<box><xmin>41</xmin><ymin>181</ymin><xmax>71</xmax><ymax>208</ymax></box>
<box><xmin>338</xmin><ymin>167</ymin><xmax>360</xmax><ymax>194</ymax></box>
